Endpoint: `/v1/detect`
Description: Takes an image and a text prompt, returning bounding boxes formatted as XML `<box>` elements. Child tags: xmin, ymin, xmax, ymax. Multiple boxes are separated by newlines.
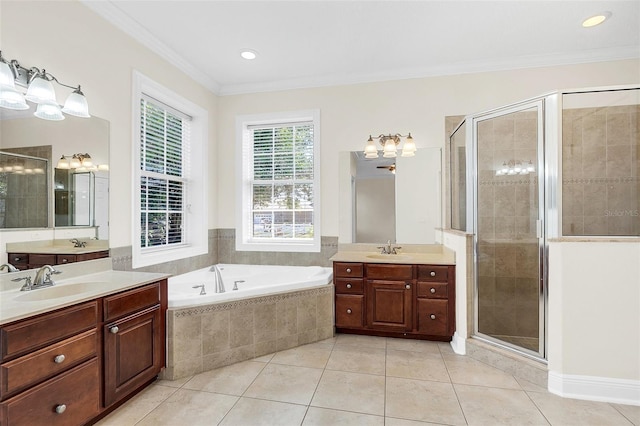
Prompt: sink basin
<box><xmin>366</xmin><ymin>254</ymin><xmax>413</xmax><ymax>261</ymax></box>
<box><xmin>14</xmin><ymin>282</ymin><xmax>104</xmax><ymax>302</ymax></box>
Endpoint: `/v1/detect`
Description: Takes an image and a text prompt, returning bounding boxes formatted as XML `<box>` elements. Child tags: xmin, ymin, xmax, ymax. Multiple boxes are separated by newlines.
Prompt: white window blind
<box><xmin>139</xmin><ymin>96</ymin><xmax>191</xmax><ymax>249</ymax></box>
<box><xmin>250</xmin><ymin>122</ymin><xmax>315</xmax><ymax>240</ymax></box>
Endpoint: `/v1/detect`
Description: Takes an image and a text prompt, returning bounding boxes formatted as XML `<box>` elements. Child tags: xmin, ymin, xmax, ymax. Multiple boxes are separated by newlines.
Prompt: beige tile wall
<box><xmin>163</xmin><ymin>285</ymin><xmax>335</xmax><ymax>380</ymax></box>
<box><xmin>562</xmin><ymin>105</ymin><xmax>640</xmax><ymax>236</ymax></box>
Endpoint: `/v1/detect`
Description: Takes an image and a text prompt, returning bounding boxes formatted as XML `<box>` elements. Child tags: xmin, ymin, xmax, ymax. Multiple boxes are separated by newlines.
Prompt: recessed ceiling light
<box><xmin>240</xmin><ymin>49</ymin><xmax>258</xmax><ymax>60</ymax></box>
<box><xmin>582</xmin><ymin>12</ymin><xmax>611</xmax><ymax>28</ymax></box>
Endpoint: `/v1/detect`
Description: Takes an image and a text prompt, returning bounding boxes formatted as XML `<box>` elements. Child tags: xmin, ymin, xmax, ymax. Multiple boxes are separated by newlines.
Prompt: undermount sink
<box><xmin>14</xmin><ymin>282</ymin><xmax>105</xmax><ymax>302</ymax></box>
<box><xmin>366</xmin><ymin>254</ymin><xmax>413</xmax><ymax>261</ymax></box>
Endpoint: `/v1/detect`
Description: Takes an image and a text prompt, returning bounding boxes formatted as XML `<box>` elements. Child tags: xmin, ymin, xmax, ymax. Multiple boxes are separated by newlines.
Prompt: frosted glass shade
<box><xmin>401</xmin><ymin>135</ymin><xmax>416</xmax><ymax>157</ymax></box>
<box><xmin>62</xmin><ymin>90</ymin><xmax>90</xmax><ymax>118</ymax></box>
<box><xmin>0</xmin><ymin>61</ymin><xmax>16</xmax><ymax>87</ymax></box>
<box><xmin>25</xmin><ymin>76</ymin><xmax>57</xmax><ymax>104</ymax></box>
<box><xmin>382</xmin><ymin>139</ymin><xmax>397</xmax><ymax>158</ymax></box>
<box><xmin>34</xmin><ymin>101</ymin><xmax>64</xmax><ymax>121</ymax></box>
<box><xmin>57</xmin><ymin>156</ymin><xmax>70</xmax><ymax>169</ymax></box>
<box><xmin>69</xmin><ymin>156</ymin><xmax>82</xmax><ymax>168</ymax></box>
<box><xmin>364</xmin><ymin>137</ymin><xmax>379</xmax><ymax>158</ymax></box>
<box><xmin>0</xmin><ymin>86</ymin><xmax>29</xmax><ymax>110</ymax></box>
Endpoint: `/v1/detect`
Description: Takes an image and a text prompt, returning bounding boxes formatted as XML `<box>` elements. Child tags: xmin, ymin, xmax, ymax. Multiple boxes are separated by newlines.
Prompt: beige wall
<box><xmin>218</xmin><ymin>60</ymin><xmax>640</xmax><ymax>237</ymax></box>
<box><xmin>0</xmin><ymin>1</ymin><xmax>218</xmax><ymax>249</ymax></box>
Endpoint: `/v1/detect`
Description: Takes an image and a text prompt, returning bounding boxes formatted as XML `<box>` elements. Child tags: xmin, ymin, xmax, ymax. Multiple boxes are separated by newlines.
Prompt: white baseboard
<box><xmin>548</xmin><ymin>371</ymin><xmax>640</xmax><ymax>406</ymax></box>
<box><xmin>450</xmin><ymin>332</ymin><xmax>466</xmax><ymax>355</ymax></box>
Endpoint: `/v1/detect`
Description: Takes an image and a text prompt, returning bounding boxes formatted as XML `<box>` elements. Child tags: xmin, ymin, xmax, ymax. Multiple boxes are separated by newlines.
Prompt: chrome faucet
<box><xmin>211</xmin><ymin>265</ymin><xmax>225</xmax><ymax>293</ymax></box>
<box><xmin>233</xmin><ymin>280</ymin><xmax>245</xmax><ymax>291</ymax></box>
<box><xmin>0</xmin><ymin>263</ymin><xmax>18</xmax><ymax>272</ymax></box>
<box><xmin>33</xmin><ymin>265</ymin><xmax>61</xmax><ymax>287</ymax></box>
<box><xmin>70</xmin><ymin>238</ymin><xmax>86</xmax><ymax>248</ymax></box>
<box><xmin>378</xmin><ymin>240</ymin><xmax>402</xmax><ymax>255</ymax></box>
<box><xmin>192</xmin><ymin>284</ymin><xmax>206</xmax><ymax>295</ymax></box>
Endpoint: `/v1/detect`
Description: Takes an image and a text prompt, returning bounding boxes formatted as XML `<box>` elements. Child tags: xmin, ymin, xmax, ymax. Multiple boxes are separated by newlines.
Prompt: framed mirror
<box><xmin>338</xmin><ymin>148</ymin><xmax>442</xmax><ymax>244</ymax></box>
<box><xmin>0</xmin><ymin>110</ymin><xmax>110</xmax><ymax>266</ymax></box>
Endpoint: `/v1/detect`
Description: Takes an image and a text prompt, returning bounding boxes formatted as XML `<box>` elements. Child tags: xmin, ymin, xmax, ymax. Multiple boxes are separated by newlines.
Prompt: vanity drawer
<box><xmin>27</xmin><ymin>254</ymin><xmax>56</xmax><ymax>268</ymax></box>
<box><xmin>334</xmin><ymin>263</ymin><xmax>363</xmax><ymax>278</ymax></box>
<box><xmin>417</xmin><ymin>265</ymin><xmax>449</xmax><ymax>282</ymax></box>
<box><xmin>56</xmin><ymin>254</ymin><xmax>76</xmax><ymax>265</ymax></box>
<box><xmin>366</xmin><ymin>264</ymin><xmax>413</xmax><ymax>280</ymax></box>
<box><xmin>6</xmin><ymin>254</ymin><xmax>28</xmax><ymax>267</ymax></box>
<box><xmin>0</xmin><ymin>358</ymin><xmax>100</xmax><ymax>426</ymax></box>
<box><xmin>0</xmin><ymin>330</ymin><xmax>97</xmax><ymax>398</ymax></box>
<box><xmin>417</xmin><ymin>299</ymin><xmax>449</xmax><ymax>336</ymax></box>
<box><xmin>334</xmin><ymin>278</ymin><xmax>364</xmax><ymax>294</ymax></box>
<box><xmin>0</xmin><ymin>301</ymin><xmax>98</xmax><ymax>361</ymax></box>
<box><xmin>335</xmin><ymin>295</ymin><xmax>364</xmax><ymax>328</ymax></box>
<box><xmin>417</xmin><ymin>282</ymin><xmax>448</xmax><ymax>299</ymax></box>
<box><xmin>103</xmin><ymin>282</ymin><xmax>161</xmax><ymax>322</ymax></box>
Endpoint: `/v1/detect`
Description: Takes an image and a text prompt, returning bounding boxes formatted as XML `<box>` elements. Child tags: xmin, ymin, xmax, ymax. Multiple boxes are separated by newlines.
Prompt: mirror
<box><xmin>339</xmin><ymin>148</ymin><xmax>442</xmax><ymax>244</ymax></box>
<box><xmin>0</xmin><ymin>111</ymin><xmax>109</xmax><ymax>265</ymax></box>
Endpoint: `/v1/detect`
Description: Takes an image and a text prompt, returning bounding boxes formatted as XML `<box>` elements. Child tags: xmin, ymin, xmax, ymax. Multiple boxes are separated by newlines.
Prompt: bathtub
<box><xmin>168</xmin><ymin>263</ymin><xmax>333</xmax><ymax>308</ymax></box>
<box><xmin>164</xmin><ymin>263</ymin><xmax>336</xmax><ymax>380</ymax></box>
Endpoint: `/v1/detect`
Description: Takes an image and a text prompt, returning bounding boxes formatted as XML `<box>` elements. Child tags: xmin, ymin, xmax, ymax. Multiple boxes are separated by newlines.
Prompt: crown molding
<box><xmin>218</xmin><ymin>46</ymin><xmax>640</xmax><ymax>96</ymax></box>
<box><xmin>81</xmin><ymin>0</ymin><xmax>221</xmax><ymax>95</ymax></box>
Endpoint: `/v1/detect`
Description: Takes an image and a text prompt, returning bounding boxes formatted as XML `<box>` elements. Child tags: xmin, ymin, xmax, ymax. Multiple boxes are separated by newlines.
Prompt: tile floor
<box><xmin>97</xmin><ymin>334</ymin><xmax>639</xmax><ymax>426</ymax></box>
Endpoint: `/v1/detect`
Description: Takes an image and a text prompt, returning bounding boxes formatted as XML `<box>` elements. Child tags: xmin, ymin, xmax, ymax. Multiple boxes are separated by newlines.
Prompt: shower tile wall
<box><xmin>476</xmin><ymin>111</ymin><xmax>539</xmax><ymax>342</ymax></box>
<box><xmin>562</xmin><ymin>105</ymin><xmax>640</xmax><ymax>236</ymax></box>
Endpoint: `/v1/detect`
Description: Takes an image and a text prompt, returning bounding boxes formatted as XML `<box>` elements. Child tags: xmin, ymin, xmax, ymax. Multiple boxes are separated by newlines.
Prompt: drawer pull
<box><xmin>54</xmin><ymin>354</ymin><xmax>66</xmax><ymax>364</ymax></box>
<box><xmin>430</xmin><ymin>314</ymin><xmax>436</xmax><ymax>320</ymax></box>
<box><xmin>110</xmin><ymin>326</ymin><xmax>119</xmax><ymax>334</ymax></box>
<box><xmin>430</xmin><ymin>271</ymin><xmax>436</xmax><ymax>277</ymax></box>
<box><xmin>55</xmin><ymin>404</ymin><xmax>67</xmax><ymax>414</ymax></box>
<box><xmin>405</xmin><ymin>284</ymin><xmax>411</xmax><ymax>289</ymax></box>
<box><xmin>346</xmin><ymin>309</ymin><xmax>352</xmax><ymax>314</ymax></box>
<box><xmin>62</xmin><ymin>259</ymin><xmax>68</xmax><ymax>263</ymax></box>
<box><xmin>346</xmin><ymin>268</ymin><xmax>352</xmax><ymax>273</ymax></box>
<box><xmin>346</xmin><ymin>283</ymin><xmax>352</xmax><ymax>289</ymax></box>
<box><xmin>430</xmin><ymin>288</ymin><xmax>436</xmax><ymax>294</ymax></box>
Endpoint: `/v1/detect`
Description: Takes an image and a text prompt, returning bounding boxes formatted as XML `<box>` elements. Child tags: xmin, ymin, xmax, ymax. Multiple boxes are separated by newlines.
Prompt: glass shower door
<box><xmin>474</xmin><ymin>101</ymin><xmax>545</xmax><ymax>357</ymax></box>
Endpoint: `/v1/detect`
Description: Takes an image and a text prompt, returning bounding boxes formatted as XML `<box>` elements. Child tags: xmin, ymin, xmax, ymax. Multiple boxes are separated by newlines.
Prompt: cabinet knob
<box><xmin>346</xmin><ymin>309</ymin><xmax>352</xmax><ymax>314</ymax></box>
<box><xmin>346</xmin><ymin>268</ymin><xmax>352</xmax><ymax>273</ymax></box>
<box><xmin>55</xmin><ymin>404</ymin><xmax>67</xmax><ymax>414</ymax></box>
<box><xmin>430</xmin><ymin>314</ymin><xmax>436</xmax><ymax>320</ymax></box>
<box><xmin>405</xmin><ymin>284</ymin><xmax>411</xmax><ymax>289</ymax></box>
<box><xmin>430</xmin><ymin>288</ymin><xmax>436</xmax><ymax>294</ymax></box>
<box><xmin>14</xmin><ymin>257</ymin><xmax>20</xmax><ymax>262</ymax></box>
<box><xmin>430</xmin><ymin>271</ymin><xmax>436</xmax><ymax>277</ymax></box>
<box><xmin>346</xmin><ymin>283</ymin><xmax>352</xmax><ymax>289</ymax></box>
<box><xmin>54</xmin><ymin>354</ymin><xmax>66</xmax><ymax>364</ymax></box>
<box><xmin>110</xmin><ymin>326</ymin><xmax>119</xmax><ymax>334</ymax></box>
<box><xmin>62</xmin><ymin>259</ymin><xmax>68</xmax><ymax>263</ymax></box>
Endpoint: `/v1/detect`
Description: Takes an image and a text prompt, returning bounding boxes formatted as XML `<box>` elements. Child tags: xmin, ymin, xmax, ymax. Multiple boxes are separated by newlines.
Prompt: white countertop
<box><xmin>6</xmin><ymin>239</ymin><xmax>109</xmax><ymax>255</ymax></box>
<box><xmin>330</xmin><ymin>244</ymin><xmax>455</xmax><ymax>265</ymax></box>
<box><xmin>0</xmin><ymin>259</ymin><xmax>170</xmax><ymax>325</ymax></box>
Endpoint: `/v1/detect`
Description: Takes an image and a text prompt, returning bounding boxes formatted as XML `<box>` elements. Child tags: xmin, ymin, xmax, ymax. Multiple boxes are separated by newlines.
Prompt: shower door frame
<box><xmin>470</xmin><ymin>97</ymin><xmax>549</xmax><ymax>361</ymax></box>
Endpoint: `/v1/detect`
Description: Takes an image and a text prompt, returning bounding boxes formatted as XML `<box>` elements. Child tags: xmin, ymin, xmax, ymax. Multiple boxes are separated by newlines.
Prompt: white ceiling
<box><xmin>83</xmin><ymin>1</ymin><xmax>640</xmax><ymax>96</ymax></box>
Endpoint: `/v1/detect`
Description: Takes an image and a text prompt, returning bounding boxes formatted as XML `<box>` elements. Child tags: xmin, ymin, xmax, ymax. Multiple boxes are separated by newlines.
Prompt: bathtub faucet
<box><xmin>192</xmin><ymin>284</ymin><xmax>206</xmax><ymax>295</ymax></box>
<box><xmin>233</xmin><ymin>280</ymin><xmax>245</xmax><ymax>291</ymax></box>
<box><xmin>213</xmin><ymin>265</ymin><xmax>225</xmax><ymax>293</ymax></box>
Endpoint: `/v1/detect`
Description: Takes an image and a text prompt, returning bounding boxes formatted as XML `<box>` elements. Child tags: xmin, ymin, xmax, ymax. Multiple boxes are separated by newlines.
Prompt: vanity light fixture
<box><xmin>57</xmin><ymin>153</ymin><xmax>108</xmax><ymax>172</ymax></box>
<box><xmin>496</xmin><ymin>160</ymin><xmax>535</xmax><ymax>176</ymax></box>
<box><xmin>364</xmin><ymin>133</ymin><xmax>417</xmax><ymax>159</ymax></box>
<box><xmin>0</xmin><ymin>51</ymin><xmax>90</xmax><ymax>120</ymax></box>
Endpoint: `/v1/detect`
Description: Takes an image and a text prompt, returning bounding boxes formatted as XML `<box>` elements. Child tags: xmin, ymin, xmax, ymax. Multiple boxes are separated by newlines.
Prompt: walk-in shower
<box><xmin>449</xmin><ymin>85</ymin><xmax>639</xmax><ymax>360</ymax></box>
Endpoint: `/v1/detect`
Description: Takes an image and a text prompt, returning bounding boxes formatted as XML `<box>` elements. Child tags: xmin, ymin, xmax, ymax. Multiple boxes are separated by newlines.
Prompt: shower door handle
<box><xmin>536</xmin><ymin>220</ymin><xmax>543</xmax><ymax>238</ymax></box>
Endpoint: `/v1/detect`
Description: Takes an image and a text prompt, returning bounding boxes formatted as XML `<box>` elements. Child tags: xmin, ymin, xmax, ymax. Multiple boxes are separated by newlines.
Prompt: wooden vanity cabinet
<box><xmin>333</xmin><ymin>261</ymin><xmax>455</xmax><ymax>341</ymax></box>
<box><xmin>0</xmin><ymin>279</ymin><xmax>167</xmax><ymax>425</ymax></box>
<box><xmin>7</xmin><ymin>251</ymin><xmax>110</xmax><ymax>270</ymax></box>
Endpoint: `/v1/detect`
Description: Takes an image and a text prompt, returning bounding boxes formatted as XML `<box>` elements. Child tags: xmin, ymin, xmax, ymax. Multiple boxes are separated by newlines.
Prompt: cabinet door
<box><xmin>335</xmin><ymin>295</ymin><xmax>364</xmax><ymax>328</ymax></box>
<box><xmin>366</xmin><ymin>280</ymin><xmax>413</xmax><ymax>331</ymax></box>
<box><xmin>417</xmin><ymin>299</ymin><xmax>449</xmax><ymax>336</ymax></box>
<box><xmin>103</xmin><ymin>305</ymin><xmax>163</xmax><ymax>407</ymax></box>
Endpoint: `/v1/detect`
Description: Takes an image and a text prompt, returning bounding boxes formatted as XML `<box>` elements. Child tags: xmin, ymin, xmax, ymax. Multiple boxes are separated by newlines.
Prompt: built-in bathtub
<box><xmin>163</xmin><ymin>264</ymin><xmax>335</xmax><ymax>380</ymax></box>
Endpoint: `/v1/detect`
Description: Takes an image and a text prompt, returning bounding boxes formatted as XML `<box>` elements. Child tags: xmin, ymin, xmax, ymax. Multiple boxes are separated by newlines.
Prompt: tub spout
<box><xmin>213</xmin><ymin>265</ymin><xmax>225</xmax><ymax>293</ymax></box>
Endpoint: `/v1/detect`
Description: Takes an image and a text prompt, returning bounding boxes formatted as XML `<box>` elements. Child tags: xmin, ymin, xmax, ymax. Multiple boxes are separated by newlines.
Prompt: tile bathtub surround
<box><xmin>163</xmin><ymin>285</ymin><xmax>334</xmax><ymax>380</ymax></box>
<box><xmin>96</xmin><ymin>334</ymin><xmax>640</xmax><ymax>426</ymax></box>
<box><xmin>110</xmin><ymin>229</ymin><xmax>339</xmax><ymax>274</ymax></box>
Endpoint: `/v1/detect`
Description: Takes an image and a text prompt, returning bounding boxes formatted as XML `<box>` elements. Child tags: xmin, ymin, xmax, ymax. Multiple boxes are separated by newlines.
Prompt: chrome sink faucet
<box><xmin>0</xmin><ymin>263</ymin><xmax>18</xmax><ymax>272</ymax></box>
<box><xmin>378</xmin><ymin>240</ymin><xmax>402</xmax><ymax>255</ymax></box>
<box><xmin>33</xmin><ymin>265</ymin><xmax>62</xmax><ymax>287</ymax></box>
<box><xmin>70</xmin><ymin>238</ymin><xmax>86</xmax><ymax>248</ymax></box>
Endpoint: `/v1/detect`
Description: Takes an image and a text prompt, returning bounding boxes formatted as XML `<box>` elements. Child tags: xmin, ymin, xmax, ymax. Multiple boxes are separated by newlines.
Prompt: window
<box><xmin>236</xmin><ymin>110</ymin><xmax>321</xmax><ymax>252</ymax></box>
<box><xmin>132</xmin><ymin>72</ymin><xmax>208</xmax><ymax>267</ymax></box>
